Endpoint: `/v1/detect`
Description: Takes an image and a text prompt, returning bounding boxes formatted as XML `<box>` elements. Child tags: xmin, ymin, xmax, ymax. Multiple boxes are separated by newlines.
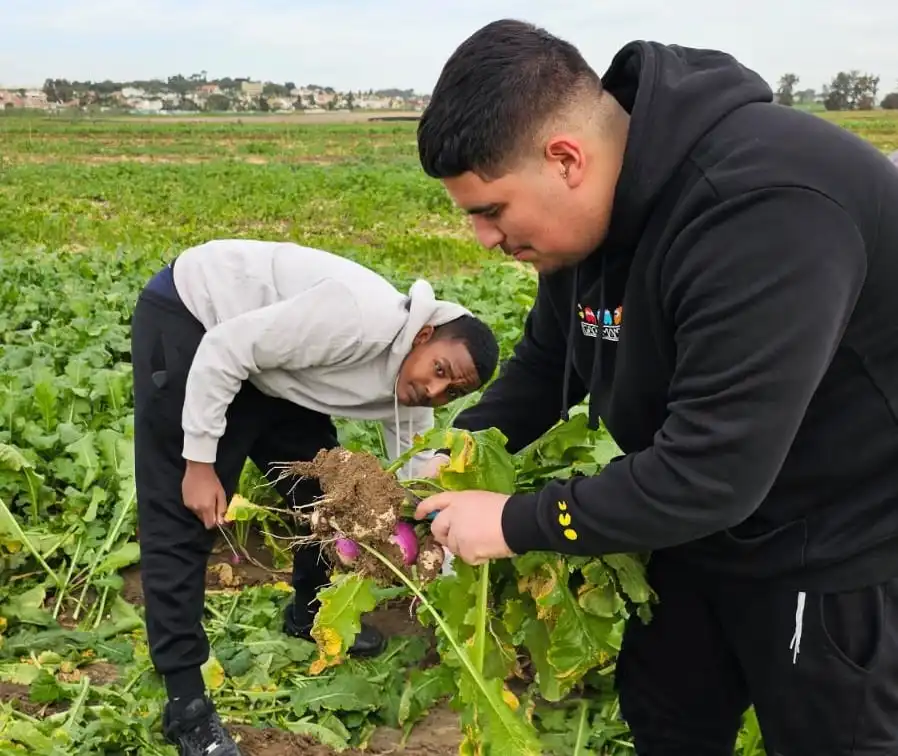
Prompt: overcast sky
<box><xmin>2</xmin><ymin>0</ymin><xmax>896</xmax><ymax>93</ymax></box>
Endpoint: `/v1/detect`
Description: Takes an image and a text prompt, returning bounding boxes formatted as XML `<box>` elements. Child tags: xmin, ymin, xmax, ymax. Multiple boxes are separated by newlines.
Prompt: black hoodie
<box><xmin>453</xmin><ymin>41</ymin><xmax>898</xmax><ymax>592</ymax></box>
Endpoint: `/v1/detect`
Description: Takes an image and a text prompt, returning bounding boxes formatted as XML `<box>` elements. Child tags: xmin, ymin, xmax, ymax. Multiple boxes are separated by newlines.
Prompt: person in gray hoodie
<box><xmin>129</xmin><ymin>239</ymin><xmax>499</xmax><ymax>756</ymax></box>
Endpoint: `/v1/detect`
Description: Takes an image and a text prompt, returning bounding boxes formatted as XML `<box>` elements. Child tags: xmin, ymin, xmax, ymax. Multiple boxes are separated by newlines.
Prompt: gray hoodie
<box><xmin>171</xmin><ymin>239</ymin><xmax>470</xmax><ymax>478</ymax></box>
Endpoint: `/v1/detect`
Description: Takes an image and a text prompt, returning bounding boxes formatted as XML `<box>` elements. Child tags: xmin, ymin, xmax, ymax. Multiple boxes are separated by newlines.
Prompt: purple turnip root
<box><xmin>334</xmin><ymin>537</ymin><xmax>360</xmax><ymax>566</ymax></box>
<box><xmin>389</xmin><ymin>521</ymin><xmax>419</xmax><ymax>565</ymax></box>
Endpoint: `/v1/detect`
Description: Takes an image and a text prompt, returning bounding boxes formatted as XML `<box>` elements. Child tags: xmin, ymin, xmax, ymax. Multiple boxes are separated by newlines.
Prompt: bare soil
<box><xmin>232</xmin><ymin>706</ymin><xmax>461</xmax><ymax>755</ymax></box>
<box><xmin>0</xmin><ymin>661</ymin><xmax>118</xmax><ymax>716</ymax></box>
<box><xmin>0</xmin><ymin>682</ymin><xmax>63</xmax><ymax>716</ymax></box>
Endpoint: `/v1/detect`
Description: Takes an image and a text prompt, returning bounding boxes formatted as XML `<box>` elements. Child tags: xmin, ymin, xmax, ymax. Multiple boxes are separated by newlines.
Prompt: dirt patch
<box><xmin>366</xmin><ymin>600</ymin><xmax>428</xmax><ymax>640</ymax></box>
<box><xmin>82</xmin><ymin>661</ymin><xmax>119</xmax><ymax>686</ymax></box>
<box><xmin>122</xmin><ymin>529</ymin><xmax>287</xmax><ymax>606</ymax></box>
<box><xmin>232</xmin><ymin>706</ymin><xmax>460</xmax><ymax>755</ymax></box>
<box><xmin>0</xmin><ymin>682</ymin><xmax>67</xmax><ymax>716</ymax></box>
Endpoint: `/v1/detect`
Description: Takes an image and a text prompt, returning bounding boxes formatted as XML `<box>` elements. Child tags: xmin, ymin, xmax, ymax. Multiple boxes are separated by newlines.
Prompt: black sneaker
<box><xmin>162</xmin><ymin>696</ymin><xmax>242</xmax><ymax>756</ymax></box>
<box><xmin>283</xmin><ymin>602</ymin><xmax>386</xmax><ymax>657</ymax></box>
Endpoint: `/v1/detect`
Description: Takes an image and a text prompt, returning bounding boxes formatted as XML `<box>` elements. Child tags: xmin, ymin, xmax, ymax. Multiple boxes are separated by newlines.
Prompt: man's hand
<box><xmin>182</xmin><ymin>461</ymin><xmax>228</xmax><ymax>529</ymax></box>
<box><xmin>419</xmin><ymin>452</ymin><xmax>450</xmax><ymax>479</ymax></box>
<box><xmin>414</xmin><ymin>490</ymin><xmax>513</xmax><ymax>565</ymax></box>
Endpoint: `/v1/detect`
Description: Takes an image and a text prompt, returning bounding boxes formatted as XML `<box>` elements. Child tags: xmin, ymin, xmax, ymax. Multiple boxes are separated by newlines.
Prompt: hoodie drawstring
<box><xmin>561</xmin><ymin>256</ymin><xmax>606</xmax><ymax>431</ymax></box>
<box><xmin>590</xmin><ymin>257</ymin><xmax>607</xmax><ymax>431</ymax></box>
<box><xmin>392</xmin><ymin>376</ymin><xmax>413</xmax><ymax>479</ymax></box>
<box><xmin>397</xmin><ymin>375</ymin><xmax>456</xmax><ymax>575</ymax></box>
<box><xmin>561</xmin><ymin>267</ymin><xmax>580</xmax><ymax>422</ymax></box>
<box><xmin>790</xmin><ymin>590</ymin><xmax>806</xmax><ymax>664</ymax></box>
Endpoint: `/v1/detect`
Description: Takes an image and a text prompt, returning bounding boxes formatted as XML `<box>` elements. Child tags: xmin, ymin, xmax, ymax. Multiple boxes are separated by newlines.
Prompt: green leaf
<box><xmin>397</xmin><ymin>665</ymin><xmax>455</xmax><ymax>728</ymax></box>
<box><xmin>0</xmin><ymin>662</ymin><xmax>41</xmax><ymax>685</ymax></box>
<box><xmin>64</xmin><ymin>432</ymin><xmax>100</xmax><ymax>490</ymax></box>
<box><xmin>290</xmin><ymin>673</ymin><xmax>381</xmax><ymax>715</ymax></box>
<box><xmin>600</xmin><ymin>553</ymin><xmax>656</xmax><ymax>606</ymax></box>
<box><xmin>515</xmin><ymin>555</ymin><xmax>617</xmax><ymax>701</ymax></box>
<box><xmin>310</xmin><ymin>573</ymin><xmax>378</xmax><ymax>673</ymax></box>
<box><xmin>29</xmin><ymin>668</ymin><xmax>66</xmax><ymax>704</ymax></box>
<box><xmin>414</xmin><ymin>426</ymin><xmax>517</xmax><ymax>494</ymax></box>
<box><xmin>0</xmin><ymin>442</ymin><xmax>45</xmax><ymax>516</ymax></box>
<box><xmin>284</xmin><ymin>719</ymin><xmax>351</xmax><ymax>752</ymax></box>
<box><xmin>223</xmin><ymin>493</ymin><xmax>272</xmax><ymax>524</ymax></box>
<box><xmin>0</xmin><ymin>584</ymin><xmax>51</xmax><ymax>627</ymax></box>
<box><xmin>95</xmin><ymin>540</ymin><xmax>140</xmax><ymax>574</ymax></box>
<box><xmin>456</xmin><ymin>672</ymin><xmax>543</xmax><ymax>756</ymax></box>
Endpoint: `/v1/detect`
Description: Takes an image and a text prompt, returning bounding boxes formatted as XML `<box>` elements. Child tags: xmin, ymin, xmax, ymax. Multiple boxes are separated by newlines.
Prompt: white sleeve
<box><xmin>181</xmin><ymin>280</ymin><xmax>362</xmax><ymax>463</ymax></box>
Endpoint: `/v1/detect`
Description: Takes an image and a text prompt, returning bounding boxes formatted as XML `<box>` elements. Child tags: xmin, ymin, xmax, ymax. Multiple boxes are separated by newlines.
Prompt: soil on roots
<box><xmin>286</xmin><ymin>448</ymin><xmax>444</xmax><ymax>585</ymax></box>
<box><xmin>290</xmin><ymin>448</ymin><xmax>404</xmax><ymax>544</ymax></box>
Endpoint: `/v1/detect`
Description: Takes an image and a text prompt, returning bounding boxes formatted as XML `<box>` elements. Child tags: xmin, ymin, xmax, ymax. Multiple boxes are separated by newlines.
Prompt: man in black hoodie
<box><xmin>413</xmin><ymin>19</ymin><xmax>898</xmax><ymax>756</ymax></box>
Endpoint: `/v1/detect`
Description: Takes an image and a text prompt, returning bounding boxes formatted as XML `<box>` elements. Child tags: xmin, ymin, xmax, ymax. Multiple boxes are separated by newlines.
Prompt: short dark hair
<box><xmin>433</xmin><ymin>314</ymin><xmax>499</xmax><ymax>386</ymax></box>
<box><xmin>418</xmin><ymin>19</ymin><xmax>602</xmax><ymax>180</ymax></box>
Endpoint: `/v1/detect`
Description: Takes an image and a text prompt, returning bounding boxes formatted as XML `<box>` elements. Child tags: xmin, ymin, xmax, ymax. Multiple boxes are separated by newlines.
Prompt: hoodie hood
<box><xmin>389</xmin><ymin>278</ymin><xmax>471</xmax><ymax>362</ymax></box>
<box><xmin>599</xmin><ymin>41</ymin><xmax>774</xmax><ymax>255</ymax></box>
<box><xmin>560</xmin><ymin>42</ymin><xmax>774</xmax><ymax>428</ymax></box>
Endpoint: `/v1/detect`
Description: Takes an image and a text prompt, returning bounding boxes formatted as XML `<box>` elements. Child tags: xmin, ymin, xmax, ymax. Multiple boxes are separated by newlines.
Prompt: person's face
<box><xmin>442</xmin><ymin>133</ymin><xmax>622</xmax><ymax>274</ymax></box>
<box><xmin>396</xmin><ymin>328</ymin><xmax>481</xmax><ymax>407</ymax></box>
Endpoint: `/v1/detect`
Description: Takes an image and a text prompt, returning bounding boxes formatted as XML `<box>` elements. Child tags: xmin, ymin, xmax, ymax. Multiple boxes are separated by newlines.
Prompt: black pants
<box><xmin>131</xmin><ymin>286</ymin><xmax>336</xmax><ymax>701</ymax></box>
<box><xmin>615</xmin><ymin>554</ymin><xmax>898</xmax><ymax>755</ymax></box>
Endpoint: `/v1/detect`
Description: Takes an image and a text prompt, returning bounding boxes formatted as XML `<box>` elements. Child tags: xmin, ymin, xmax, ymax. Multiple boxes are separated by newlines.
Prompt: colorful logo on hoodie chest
<box><xmin>578</xmin><ymin>304</ymin><xmax>622</xmax><ymax>342</ymax></box>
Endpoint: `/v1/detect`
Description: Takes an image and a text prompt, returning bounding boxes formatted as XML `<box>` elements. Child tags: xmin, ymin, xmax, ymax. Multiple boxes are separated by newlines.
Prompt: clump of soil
<box><xmin>291</xmin><ymin>448</ymin><xmax>404</xmax><ymax>543</ymax></box>
<box><xmin>414</xmin><ymin>533</ymin><xmax>447</xmax><ymax>583</ymax></box>
<box><xmin>283</xmin><ymin>448</ymin><xmax>445</xmax><ymax>585</ymax></box>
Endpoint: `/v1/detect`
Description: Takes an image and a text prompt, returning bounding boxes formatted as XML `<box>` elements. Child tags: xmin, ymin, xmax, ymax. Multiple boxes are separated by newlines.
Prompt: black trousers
<box><xmin>131</xmin><ymin>287</ymin><xmax>337</xmax><ymax>700</ymax></box>
<box><xmin>615</xmin><ymin>554</ymin><xmax>898</xmax><ymax>755</ymax></box>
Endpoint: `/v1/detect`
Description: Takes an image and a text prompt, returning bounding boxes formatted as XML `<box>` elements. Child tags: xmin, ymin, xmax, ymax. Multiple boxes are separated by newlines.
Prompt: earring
<box><xmin>560</xmin><ymin>165</ymin><xmax>569</xmax><ymax>179</ymax></box>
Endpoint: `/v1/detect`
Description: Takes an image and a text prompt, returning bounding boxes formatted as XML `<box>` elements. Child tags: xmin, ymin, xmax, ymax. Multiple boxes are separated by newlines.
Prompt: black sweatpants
<box><xmin>615</xmin><ymin>554</ymin><xmax>898</xmax><ymax>755</ymax></box>
<box><xmin>131</xmin><ymin>282</ymin><xmax>337</xmax><ymax>702</ymax></box>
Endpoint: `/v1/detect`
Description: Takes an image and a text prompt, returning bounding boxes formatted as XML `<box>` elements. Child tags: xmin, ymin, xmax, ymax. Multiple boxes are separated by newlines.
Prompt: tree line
<box><xmin>777</xmin><ymin>72</ymin><xmax>898</xmax><ymax>110</ymax></box>
<box><xmin>38</xmin><ymin>74</ymin><xmax>409</xmax><ymax>106</ymax></box>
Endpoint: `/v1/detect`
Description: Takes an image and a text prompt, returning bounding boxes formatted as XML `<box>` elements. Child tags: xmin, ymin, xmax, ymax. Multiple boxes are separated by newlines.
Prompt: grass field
<box><xmin>1</xmin><ymin>108</ymin><xmax>896</xmax><ymax>756</ymax></box>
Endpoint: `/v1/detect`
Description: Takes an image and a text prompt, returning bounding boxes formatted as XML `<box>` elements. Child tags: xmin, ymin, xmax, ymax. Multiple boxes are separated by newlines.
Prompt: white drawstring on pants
<box><xmin>789</xmin><ymin>590</ymin><xmax>806</xmax><ymax>664</ymax></box>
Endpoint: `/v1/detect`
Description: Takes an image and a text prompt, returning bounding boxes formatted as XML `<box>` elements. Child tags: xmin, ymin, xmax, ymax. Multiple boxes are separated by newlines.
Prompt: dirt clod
<box><xmin>415</xmin><ymin>534</ymin><xmax>445</xmax><ymax>583</ymax></box>
<box><xmin>286</xmin><ymin>448</ymin><xmax>439</xmax><ymax>586</ymax></box>
<box><xmin>292</xmin><ymin>448</ymin><xmax>404</xmax><ymax>543</ymax></box>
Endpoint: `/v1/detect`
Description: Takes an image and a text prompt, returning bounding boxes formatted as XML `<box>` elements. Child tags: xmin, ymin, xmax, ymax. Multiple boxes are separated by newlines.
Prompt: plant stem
<box><xmin>473</xmin><ymin>563</ymin><xmax>490</xmax><ymax>674</ymax></box>
<box><xmin>357</xmin><ymin>541</ymin><xmax>533</xmax><ymax>751</ymax></box>
<box><xmin>72</xmin><ymin>488</ymin><xmax>135</xmax><ymax>619</ymax></box>
<box><xmin>572</xmin><ymin>699</ymin><xmax>589</xmax><ymax>756</ymax></box>
<box><xmin>0</xmin><ymin>496</ymin><xmax>60</xmax><ymax>585</ymax></box>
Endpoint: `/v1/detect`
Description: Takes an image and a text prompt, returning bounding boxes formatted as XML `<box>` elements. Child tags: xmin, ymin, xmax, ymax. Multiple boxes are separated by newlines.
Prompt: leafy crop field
<box><xmin>1</xmin><ymin>109</ymin><xmax>895</xmax><ymax>755</ymax></box>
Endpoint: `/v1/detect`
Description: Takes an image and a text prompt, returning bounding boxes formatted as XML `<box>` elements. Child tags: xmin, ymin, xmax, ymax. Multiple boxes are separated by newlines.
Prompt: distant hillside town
<box><xmin>0</xmin><ymin>74</ymin><xmax>430</xmax><ymax>114</ymax></box>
